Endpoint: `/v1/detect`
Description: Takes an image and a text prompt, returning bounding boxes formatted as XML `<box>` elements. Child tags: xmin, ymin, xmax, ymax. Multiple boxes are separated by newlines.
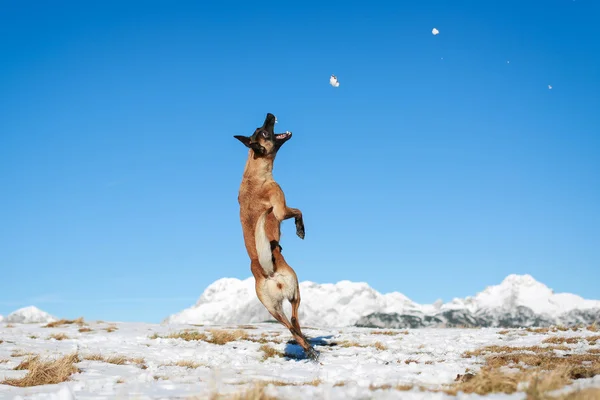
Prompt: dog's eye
<box><xmin>262</xmin><ymin>131</ymin><xmax>269</xmax><ymax>138</ymax></box>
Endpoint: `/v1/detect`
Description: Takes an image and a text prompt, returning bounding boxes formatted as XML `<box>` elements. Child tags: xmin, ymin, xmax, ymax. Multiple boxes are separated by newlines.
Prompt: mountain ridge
<box><xmin>4</xmin><ymin>306</ymin><xmax>57</xmax><ymax>324</ymax></box>
<box><xmin>164</xmin><ymin>273</ymin><xmax>600</xmax><ymax>328</ymax></box>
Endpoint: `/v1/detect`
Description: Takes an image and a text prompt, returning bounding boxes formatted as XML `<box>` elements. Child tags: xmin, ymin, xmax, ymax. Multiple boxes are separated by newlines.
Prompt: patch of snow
<box><xmin>432</xmin><ymin>28</ymin><xmax>439</xmax><ymax>35</ymax></box>
<box><xmin>5</xmin><ymin>306</ymin><xmax>57</xmax><ymax>324</ymax></box>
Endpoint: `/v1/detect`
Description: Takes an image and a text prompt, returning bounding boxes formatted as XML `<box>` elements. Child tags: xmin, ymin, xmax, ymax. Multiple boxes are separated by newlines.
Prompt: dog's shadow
<box><xmin>283</xmin><ymin>335</ymin><xmax>337</xmax><ymax>361</ymax></box>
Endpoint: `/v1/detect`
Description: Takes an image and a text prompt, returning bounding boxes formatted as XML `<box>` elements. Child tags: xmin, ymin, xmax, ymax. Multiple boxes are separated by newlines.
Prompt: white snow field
<box><xmin>1</xmin><ymin>320</ymin><xmax>599</xmax><ymax>399</ymax></box>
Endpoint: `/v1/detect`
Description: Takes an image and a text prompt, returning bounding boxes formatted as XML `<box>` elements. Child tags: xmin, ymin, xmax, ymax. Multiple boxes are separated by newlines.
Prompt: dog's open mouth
<box><xmin>275</xmin><ymin>131</ymin><xmax>292</xmax><ymax>140</ymax></box>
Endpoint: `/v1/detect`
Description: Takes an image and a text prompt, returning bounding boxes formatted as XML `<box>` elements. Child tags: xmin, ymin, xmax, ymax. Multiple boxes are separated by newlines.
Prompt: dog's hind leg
<box><xmin>255</xmin><ymin>275</ymin><xmax>317</xmax><ymax>360</ymax></box>
<box><xmin>290</xmin><ymin>291</ymin><xmax>303</xmax><ymax>338</ymax></box>
<box><xmin>289</xmin><ymin>284</ymin><xmax>319</xmax><ymax>360</ymax></box>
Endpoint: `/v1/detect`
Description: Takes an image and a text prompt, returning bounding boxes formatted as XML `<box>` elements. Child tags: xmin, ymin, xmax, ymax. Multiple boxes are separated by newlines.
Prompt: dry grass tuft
<box><xmin>104</xmin><ymin>355</ymin><xmax>128</xmax><ymax>365</ymax></box>
<box><xmin>266</xmin><ymin>378</ymin><xmax>321</xmax><ymax>387</ymax></box>
<box><xmin>11</xmin><ymin>350</ymin><xmax>35</xmax><ymax>357</ymax></box>
<box><xmin>374</xmin><ymin>341</ymin><xmax>387</xmax><ymax>350</ymax></box>
<box><xmin>247</xmin><ymin>337</ymin><xmax>270</xmax><ymax>344</ymax></box>
<box><xmin>155</xmin><ymin>330</ymin><xmax>208</xmax><ymax>341</ymax></box>
<box><xmin>447</xmin><ymin>341</ymin><xmax>600</xmax><ymax>397</ymax></box>
<box><xmin>370</xmin><ymin>330</ymin><xmax>399</xmax><ymax>336</ymax></box>
<box><xmin>588</xmin><ymin>349</ymin><xmax>600</xmax><ymax>354</ymax></box>
<box><xmin>498</xmin><ymin>330</ymin><xmax>510</xmax><ymax>335</ymax></box>
<box><xmin>83</xmin><ymin>353</ymin><xmax>145</xmax><ymax>367</ymax></box>
<box><xmin>333</xmin><ymin>381</ymin><xmax>346</xmax><ymax>387</ymax></box>
<box><xmin>165</xmin><ymin>360</ymin><xmax>203</xmax><ymax>369</ymax></box>
<box><xmin>525</xmin><ymin>326</ymin><xmax>577</xmax><ymax>334</ymax></box>
<box><xmin>586</xmin><ymin>335</ymin><xmax>600</xmax><ymax>345</ymax></box>
<box><xmin>152</xmin><ymin>329</ymin><xmax>250</xmax><ymax>345</ymax></box>
<box><xmin>104</xmin><ymin>325</ymin><xmax>118</xmax><ymax>333</ymax></box>
<box><xmin>542</xmin><ymin>336</ymin><xmax>582</xmax><ymax>345</ymax></box>
<box><xmin>129</xmin><ymin>356</ymin><xmax>145</xmax><ymax>365</ymax></box>
<box><xmin>445</xmin><ymin>366</ymin><xmax>523</xmax><ymax>395</ymax></box>
<box><xmin>0</xmin><ymin>359</ymin><xmax>9</xmax><ymax>364</ymax></box>
<box><xmin>83</xmin><ymin>353</ymin><xmax>104</xmax><ymax>361</ymax></box>
<box><xmin>369</xmin><ymin>383</ymin><xmax>414</xmax><ymax>391</ymax></box>
<box><xmin>204</xmin><ymin>382</ymin><xmax>278</xmax><ymax>400</ymax></box>
<box><xmin>29</xmin><ymin>335</ymin><xmax>38</xmax><ymax>339</ymax></box>
<box><xmin>337</xmin><ymin>340</ymin><xmax>367</xmax><ymax>348</ymax></box>
<box><xmin>116</xmin><ymin>378</ymin><xmax>125</xmax><ymax>384</ymax></box>
<box><xmin>47</xmin><ymin>333</ymin><xmax>70</xmax><ymax>341</ymax></box>
<box><xmin>540</xmin><ymin>335</ymin><xmax>600</xmax><ymax>346</ymax></box>
<box><xmin>526</xmin><ymin>327</ymin><xmax>552</xmax><ymax>333</ymax></box>
<box><xmin>237</xmin><ymin>325</ymin><xmax>258</xmax><ymax>329</ymax></box>
<box><xmin>587</xmin><ymin>323</ymin><xmax>598</xmax><ymax>332</ymax></box>
<box><xmin>5</xmin><ymin>323</ymin><xmax>15</xmax><ymax>328</ymax></box>
<box><xmin>14</xmin><ymin>355</ymin><xmax>40</xmax><ymax>370</ymax></box>
<box><xmin>549</xmin><ymin>388</ymin><xmax>600</xmax><ymax>400</ymax></box>
<box><xmin>404</xmin><ymin>359</ymin><xmax>420</xmax><ymax>364</ymax></box>
<box><xmin>1</xmin><ymin>353</ymin><xmax>80</xmax><ymax>387</ymax></box>
<box><xmin>463</xmin><ymin>345</ymin><xmax>569</xmax><ymax>358</ymax></box>
<box><xmin>206</xmin><ymin>329</ymin><xmax>249</xmax><ymax>345</ymax></box>
<box><xmin>78</xmin><ymin>327</ymin><xmax>93</xmax><ymax>333</ymax></box>
<box><xmin>259</xmin><ymin>344</ymin><xmax>282</xmax><ymax>361</ymax></box>
<box><xmin>44</xmin><ymin>317</ymin><xmax>85</xmax><ymax>328</ymax></box>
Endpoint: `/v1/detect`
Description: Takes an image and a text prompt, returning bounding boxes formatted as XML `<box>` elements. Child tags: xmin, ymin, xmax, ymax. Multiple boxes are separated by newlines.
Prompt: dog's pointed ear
<box><xmin>234</xmin><ymin>135</ymin><xmax>252</xmax><ymax>148</ymax></box>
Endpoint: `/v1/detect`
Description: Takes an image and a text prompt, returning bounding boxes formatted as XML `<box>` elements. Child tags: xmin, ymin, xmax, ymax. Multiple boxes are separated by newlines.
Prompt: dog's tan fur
<box><xmin>234</xmin><ymin>113</ymin><xmax>317</xmax><ymax>360</ymax></box>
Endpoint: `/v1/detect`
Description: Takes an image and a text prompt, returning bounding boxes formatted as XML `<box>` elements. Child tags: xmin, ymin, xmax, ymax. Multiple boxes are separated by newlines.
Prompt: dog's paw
<box><xmin>305</xmin><ymin>347</ymin><xmax>320</xmax><ymax>362</ymax></box>
<box><xmin>296</xmin><ymin>224</ymin><xmax>305</xmax><ymax>240</ymax></box>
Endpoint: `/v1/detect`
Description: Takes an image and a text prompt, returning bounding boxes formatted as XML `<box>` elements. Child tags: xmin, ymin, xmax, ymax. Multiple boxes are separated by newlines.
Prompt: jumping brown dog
<box><xmin>234</xmin><ymin>113</ymin><xmax>318</xmax><ymax>361</ymax></box>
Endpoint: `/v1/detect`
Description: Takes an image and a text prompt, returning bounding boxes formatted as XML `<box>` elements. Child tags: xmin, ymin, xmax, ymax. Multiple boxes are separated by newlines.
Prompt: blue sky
<box><xmin>1</xmin><ymin>0</ymin><xmax>599</xmax><ymax>323</ymax></box>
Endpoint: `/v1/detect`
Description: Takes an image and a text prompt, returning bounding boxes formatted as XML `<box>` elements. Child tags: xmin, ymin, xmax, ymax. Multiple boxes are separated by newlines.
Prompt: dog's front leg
<box><xmin>269</xmin><ymin>186</ymin><xmax>305</xmax><ymax>239</ymax></box>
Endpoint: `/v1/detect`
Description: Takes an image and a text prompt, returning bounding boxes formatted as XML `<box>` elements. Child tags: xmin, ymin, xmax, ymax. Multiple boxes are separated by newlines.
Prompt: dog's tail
<box><xmin>255</xmin><ymin>210</ymin><xmax>274</xmax><ymax>276</ymax></box>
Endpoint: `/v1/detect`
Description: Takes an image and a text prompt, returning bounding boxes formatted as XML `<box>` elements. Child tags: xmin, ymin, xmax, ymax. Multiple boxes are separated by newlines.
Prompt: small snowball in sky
<box><xmin>548</xmin><ymin>85</ymin><xmax>553</xmax><ymax>90</ymax></box>
<box><xmin>432</xmin><ymin>28</ymin><xmax>439</xmax><ymax>35</ymax></box>
<box><xmin>330</xmin><ymin>74</ymin><xmax>340</xmax><ymax>87</ymax></box>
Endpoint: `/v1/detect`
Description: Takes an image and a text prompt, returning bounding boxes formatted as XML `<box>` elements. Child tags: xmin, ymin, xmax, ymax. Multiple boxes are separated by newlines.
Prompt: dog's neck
<box><xmin>242</xmin><ymin>149</ymin><xmax>275</xmax><ymax>182</ymax></box>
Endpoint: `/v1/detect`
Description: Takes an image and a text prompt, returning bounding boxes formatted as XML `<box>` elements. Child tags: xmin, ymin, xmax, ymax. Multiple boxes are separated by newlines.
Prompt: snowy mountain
<box><xmin>164</xmin><ymin>274</ymin><xmax>600</xmax><ymax>329</ymax></box>
<box><xmin>164</xmin><ymin>277</ymin><xmax>420</xmax><ymax>327</ymax></box>
<box><xmin>4</xmin><ymin>306</ymin><xmax>57</xmax><ymax>324</ymax></box>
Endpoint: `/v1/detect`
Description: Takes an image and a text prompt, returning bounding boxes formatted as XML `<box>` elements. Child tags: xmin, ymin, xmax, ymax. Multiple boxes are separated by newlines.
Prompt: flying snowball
<box><xmin>432</xmin><ymin>28</ymin><xmax>439</xmax><ymax>35</ymax></box>
<box><xmin>330</xmin><ymin>74</ymin><xmax>340</xmax><ymax>87</ymax></box>
<box><xmin>548</xmin><ymin>85</ymin><xmax>553</xmax><ymax>90</ymax></box>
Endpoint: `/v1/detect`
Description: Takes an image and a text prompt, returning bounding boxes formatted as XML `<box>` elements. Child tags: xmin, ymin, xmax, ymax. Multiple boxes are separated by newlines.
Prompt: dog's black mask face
<box><xmin>234</xmin><ymin>113</ymin><xmax>292</xmax><ymax>158</ymax></box>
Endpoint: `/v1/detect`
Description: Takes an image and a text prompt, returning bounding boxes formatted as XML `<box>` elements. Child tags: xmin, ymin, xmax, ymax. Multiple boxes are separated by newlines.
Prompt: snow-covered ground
<box><xmin>1</xmin><ymin>320</ymin><xmax>599</xmax><ymax>399</ymax></box>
